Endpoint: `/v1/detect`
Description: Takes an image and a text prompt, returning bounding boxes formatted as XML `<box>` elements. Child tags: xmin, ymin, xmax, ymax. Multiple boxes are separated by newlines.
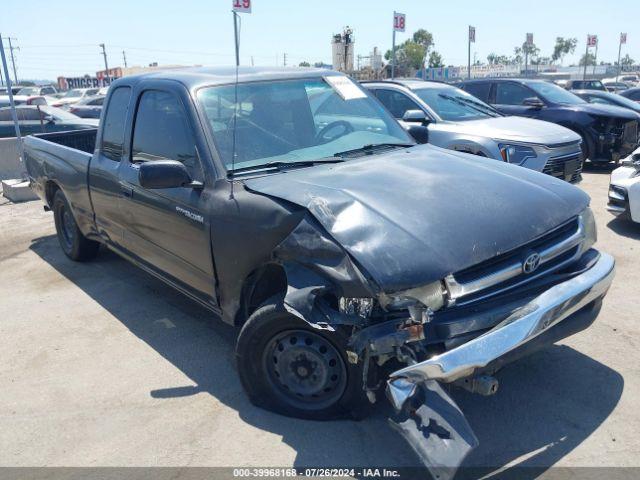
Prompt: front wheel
<box><xmin>52</xmin><ymin>190</ymin><xmax>100</xmax><ymax>261</ymax></box>
<box><xmin>235</xmin><ymin>302</ymin><xmax>369</xmax><ymax>420</ymax></box>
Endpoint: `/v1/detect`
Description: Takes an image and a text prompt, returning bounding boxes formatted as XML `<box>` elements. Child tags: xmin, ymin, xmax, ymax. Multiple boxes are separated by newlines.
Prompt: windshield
<box><xmin>198</xmin><ymin>77</ymin><xmax>413</xmax><ymax>172</ymax></box>
<box><xmin>528</xmin><ymin>82</ymin><xmax>586</xmax><ymax>105</ymax></box>
<box><xmin>413</xmin><ymin>86</ymin><xmax>499</xmax><ymax>121</ymax></box>
<box><xmin>17</xmin><ymin>87</ymin><xmax>39</xmax><ymax>96</ymax></box>
<box><xmin>63</xmin><ymin>89</ymin><xmax>84</xmax><ymax>98</ymax></box>
<box><xmin>605</xmin><ymin>93</ymin><xmax>640</xmax><ymax>109</ymax></box>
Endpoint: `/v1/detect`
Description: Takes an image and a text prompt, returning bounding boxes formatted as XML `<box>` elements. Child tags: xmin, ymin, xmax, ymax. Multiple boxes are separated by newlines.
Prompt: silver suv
<box><xmin>364</xmin><ymin>79</ymin><xmax>584</xmax><ymax>182</ymax></box>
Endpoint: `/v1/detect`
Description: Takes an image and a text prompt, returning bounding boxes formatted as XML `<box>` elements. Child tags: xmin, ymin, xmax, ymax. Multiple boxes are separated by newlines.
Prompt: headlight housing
<box><xmin>579</xmin><ymin>207</ymin><xmax>597</xmax><ymax>254</ymax></box>
<box><xmin>498</xmin><ymin>143</ymin><xmax>537</xmax><ymax>165</ymax></box>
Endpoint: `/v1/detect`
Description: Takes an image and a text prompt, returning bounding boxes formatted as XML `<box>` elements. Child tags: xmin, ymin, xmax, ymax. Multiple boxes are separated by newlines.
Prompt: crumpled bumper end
<box><xmin>386</xmin><ymin>251</ymin><xmax>614</xmax><ymax>475</ymax></box>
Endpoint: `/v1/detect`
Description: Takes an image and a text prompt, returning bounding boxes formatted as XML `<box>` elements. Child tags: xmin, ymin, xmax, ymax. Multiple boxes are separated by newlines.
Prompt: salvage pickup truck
<box><xmin>24</xmin><ymin>67</ymin><xmax>615</xmax><ymax>477</ymax></box>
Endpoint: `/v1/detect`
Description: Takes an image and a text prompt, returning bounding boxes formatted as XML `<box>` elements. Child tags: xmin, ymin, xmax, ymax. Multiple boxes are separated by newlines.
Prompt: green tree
<box><xmin>579</xmin><ymin>53</ymin><xmax>597</xmax><ymax>66</ymax></box>
<box><xmin>552</xmin><ymin>37</ymin><xmax>577</xmax><ymax>65</ymax></box>
<box><xmin>428</xmin><ymin>51</ymin><xmax>444</xmax><ymax>68</ymax></box>
<box><xmin>384</xmin><ymin>29</ymin><xmax>435</xmax><ymax>75</ymax></box>
<box><xmin>619</xmin><ymin>54</ymin><xmax>636</xmax><ymax>67</ymax></box>
<box><xmin>298</xmin><ymin>61</ymin><xmax>311</xmax><ymax>67</ymax></box>
<box><xmin>412</xmin><ymin>29</ymin><xmax>434</xmax><ymax>51</ymax></box>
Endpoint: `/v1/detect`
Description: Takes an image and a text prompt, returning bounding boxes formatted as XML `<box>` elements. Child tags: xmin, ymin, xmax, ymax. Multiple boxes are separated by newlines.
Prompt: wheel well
<box><xmin>238</xmin><ymin>264</ymin><xmax>288</xmax><ymax>325</ymax></box>
<box><xmin>45</xmin><ymin>181</ymin><xmax>61</xmax><ymax>207</ymax></box>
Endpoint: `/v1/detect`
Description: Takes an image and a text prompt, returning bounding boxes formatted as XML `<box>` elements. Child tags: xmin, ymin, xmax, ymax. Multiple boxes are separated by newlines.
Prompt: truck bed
<box><xmin>24</xmin><ymin>129</ymin><xmax>99</xmax><ymax>236</ymax></box>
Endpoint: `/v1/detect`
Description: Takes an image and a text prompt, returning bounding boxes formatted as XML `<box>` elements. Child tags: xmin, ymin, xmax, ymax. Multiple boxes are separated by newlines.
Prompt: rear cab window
<box><xmin>101</xmin><ymin>87</ymin><xmax>132</xmax><ymax>161</ymax></box>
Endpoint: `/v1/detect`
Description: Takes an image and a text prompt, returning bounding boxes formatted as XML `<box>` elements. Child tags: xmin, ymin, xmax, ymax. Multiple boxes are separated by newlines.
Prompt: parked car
<box><xmin>459</xmin><ymin>78</ymin><xmax>640</xmax><ymax>164</ymax></box>
<box><xmin>618</xmin><ymin>74</ymin><xmax>640</xmax><ymax>87</ymax></box>
<box><xmin>50</xmin><ymin>88</ymin><xmax>100</xmax><ymax>109</ymax></box>
<box><xmin>564</xmin><ymin>79</ymin><xmax>607</xmax><ymax>91</ymax></box>
<box><xmin>363</xmin><ymin>79</ymin><xmax>583</xmax><ymax>182</ymax></box>
<box><xmin>68</xmin><ymin>95</ymin><xmax>105</xmax><ymax>119</ymax></box>
<box><xmin>619</xmin><ymin>87</ymin><xmax>640</xmax><ymax>103</ymax></box>
<box><xmin>15</xmin><ymin>85</ymin><xmax>58</xmax><ymax>96</ymax></box>
<box><xmin>608</xmin><ymin>150</ymin><xmax>640</xmax><ymax>222</ymax></box>
<box><xmin>24</xmin><ymin>67</ymin><xmax>614</xmax><ymax>476</ymax></box>
<box><xmin>573</xmin><ymin>89</ymin><xmax>640</xmax><ymax>115</ymax></box>
<box><xmin>0</xmin><ymin>85</ymin><xmax>25</xmax><ymax>95</ymax></box>
<box><xmin>0</xmin><ymin>95</ymin><xmax>49</xmax><ymax>108</ymax></box>
<box><xmin>0</xmin><ymin>105</ymin><xmax>98</xmax><ymax>138</ymax></box>
<box><xmin>603</xmin><ymin>81</ymin><xmax>632</xmax><ymax>93</ymax></box>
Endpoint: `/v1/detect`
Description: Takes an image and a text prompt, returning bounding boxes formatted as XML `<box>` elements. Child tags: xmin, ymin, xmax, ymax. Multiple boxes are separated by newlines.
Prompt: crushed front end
<box><xmin>319</xmin><ymin>209</ymin><xmax>614</xmax><ymax>478</ymax></box>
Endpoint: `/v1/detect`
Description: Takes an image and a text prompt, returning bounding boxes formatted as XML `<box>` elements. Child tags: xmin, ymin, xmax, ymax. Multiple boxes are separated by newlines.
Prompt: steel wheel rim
<box><xmin>59</xmin><ymin>207</ymin><xmax>75</xmax><ymax>250</ymax></box>
<box><xmin>263</xmin><ymin>329</ymin><xmax>347</xmax><ymax>410</ymax></box>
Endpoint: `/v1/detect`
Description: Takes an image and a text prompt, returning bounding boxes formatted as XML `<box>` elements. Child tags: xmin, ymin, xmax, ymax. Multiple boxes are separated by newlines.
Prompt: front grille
<box><xmin>446</xmin><ymin>216</ymin><xmax>583</xmax><ymax>306</ymax></box>
<box><xmin>543</xmin><ymin>152</ymin><xmax>583</xmax><ymax>183</ymax></box>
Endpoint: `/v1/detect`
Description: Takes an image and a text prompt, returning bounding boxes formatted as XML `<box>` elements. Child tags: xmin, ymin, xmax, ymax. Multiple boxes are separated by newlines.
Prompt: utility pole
<box><xmin>283</xmin><ymin>52</ymin><xmax>287</xmax><ymax>66</ymax></box>
<box><xmin>583</xmin><ymin>39</ymin><xmax>588</xmax><ymax>80</ymax></box>
<box><xmin>4</xmin><ymin>37</ymin><xmax>19</xmax><ymax>84</ymax></box>
<box><xmin>99</xmin><ymin>43</ymin><xmax>110</xmax><ymax>86</ymax></box>
<box><xmin>0</xmin><ymin>34</ymin><xmax>22</xmax><ymax>158</ymax></box>
<box><xmin>468</xmin><ymin>26</ymin><xmax>475</xmax><ymax>79</ymax></box>
<box><xmin>593</xmin><ymin>40</ymin><xmax>598</xmax><ymax>77</ymax></box>
<box><xmin>122</xmin><ymin>50</ymin><xmax>128</xmax><ymax>68</ymax></box>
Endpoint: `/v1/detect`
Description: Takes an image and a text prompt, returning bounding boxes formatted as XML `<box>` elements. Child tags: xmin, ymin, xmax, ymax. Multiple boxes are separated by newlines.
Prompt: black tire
<box><xmin>236</xmin><ymin>301</ymin><xmax>369</xmax><ymax>420</ymax></box>
<box><xmin>52</xmin><ymin>190</ymin><xmax>100</xmax><ymax>262</ymax></box>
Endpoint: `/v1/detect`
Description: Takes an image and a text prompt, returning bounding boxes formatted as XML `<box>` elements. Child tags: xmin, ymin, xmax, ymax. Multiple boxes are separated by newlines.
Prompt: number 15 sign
<box><xmin>233</xmin><ymin>0</ymin><xmax>251</xmax><ymax>13</ymax></box>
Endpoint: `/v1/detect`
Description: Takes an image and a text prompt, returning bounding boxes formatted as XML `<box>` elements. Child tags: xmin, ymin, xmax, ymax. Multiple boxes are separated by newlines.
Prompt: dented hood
<box><xmin>244</xmin><ymin>145</ymin><xmax>589</xmax><ymax>293</ymax></box>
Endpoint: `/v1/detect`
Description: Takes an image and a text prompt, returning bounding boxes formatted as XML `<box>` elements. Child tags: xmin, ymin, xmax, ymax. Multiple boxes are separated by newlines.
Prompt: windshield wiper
<box><xmin>228</xmin><ymin>158</ymin><xmax>344</xmax><ymax>176</ymax></box>
<box><xmin>438</xmin><ymin>93</ymin><xmax>499</xmax><ymax>117</ymax></box>
<box><xmin>333</xmin><ymin>142</ymin><xmax>414</xmax><ymax>158</ymax></box>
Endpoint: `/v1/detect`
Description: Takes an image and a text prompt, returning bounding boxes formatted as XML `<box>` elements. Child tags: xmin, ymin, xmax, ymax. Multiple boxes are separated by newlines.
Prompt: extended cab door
<box><xmin>89</xmin><ymin>86</ymin><xmax>132</xmax><ymax>246</ymax></box>
<box><xmin>117</xmin><ymin>86</ymin><xmax>216</xmax><ymax>302</ymax></box>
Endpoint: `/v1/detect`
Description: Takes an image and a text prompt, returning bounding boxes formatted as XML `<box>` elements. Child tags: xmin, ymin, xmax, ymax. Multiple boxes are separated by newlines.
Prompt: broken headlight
<box><xmin>379</xmin><ymin>281</ymin><xmax>446</xmax><ymax>322</ymax></box>
<box><xmin>339</xmin><ymin>297</ymin><xmax>374</xmax><ymax>318</ymax></box>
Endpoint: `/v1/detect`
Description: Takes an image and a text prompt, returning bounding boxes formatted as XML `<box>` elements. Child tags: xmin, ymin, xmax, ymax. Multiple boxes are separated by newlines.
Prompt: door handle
<box><xmin>120</xmin><ymin>185</ymin><xmax>134</xmax><ymax>198</ymax></box>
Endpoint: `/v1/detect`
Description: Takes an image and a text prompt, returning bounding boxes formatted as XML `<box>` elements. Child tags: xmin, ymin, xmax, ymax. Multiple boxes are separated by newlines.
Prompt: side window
<box><xmin>374</xmin><ymin>89</ymin><xmax>421</xmax><ymax>119</ymax></box>
<box><xmin>101</xmin><ymin>86</ymin><xmax>131</xmax><ymax>161</ymax></box>
<box><xmin>89</xmin><ymin>97</ymin><xmax>105</xmax><ymax>106</ymax></box>
<box><xmin>131</xmin><ymin>90</ymin><xmax>201</xmax><ymax>180</ymax></box>
<box><xmin>462</xmin><ymin>82</ymin><xmax>491</xmax><ymax>102</ymax></box>
<box><xmin>495</xmin><ymin>83</ymin><xmax>534</xmax><ymax>105</ymax></box>
<box><xmin>629</xmin><ymin>91</ymin><xmax>640</xmax><ymax>101</ymax></box>
<box><xmin>42</xmin><ymin>87</ymin><xmax>55</xmax><ymax>95</ymax></box>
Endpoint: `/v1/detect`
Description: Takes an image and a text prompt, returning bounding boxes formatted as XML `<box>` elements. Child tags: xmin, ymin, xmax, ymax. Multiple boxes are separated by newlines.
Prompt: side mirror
<box><xmin>402</xmin><ymin>109</ymin><xmax>429</xmax><ymax>124</ymax></box>
<box><xmin>523</xmin><ymin>97</ymin><xmax>544</xmax><ymax>108</ymax></box>
<box><xmin>406</xmin><ymin>124</ymin><xmax>429</xmax><ymax>144</ymax></box>
<box><xmin>139</xmin><ymin>160</ymin><xmax>202</xmax><ymax>189</ymax></box>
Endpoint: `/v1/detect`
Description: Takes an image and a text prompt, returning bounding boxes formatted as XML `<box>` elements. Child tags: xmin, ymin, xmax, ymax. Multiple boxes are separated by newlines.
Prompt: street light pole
<box><xmin>616</xmin><ymin>35</ymin><xmax>623</xmax><ymax>82</ymax></box>
<box><xmin>99</xmin><ymin>43</ymin><xmax>110</xmax><ymax>86</ymax></box>
<box><xmin>583</xmin><ymin>39</ymin><xmax>588</xmax><ymax>80</ymax></box>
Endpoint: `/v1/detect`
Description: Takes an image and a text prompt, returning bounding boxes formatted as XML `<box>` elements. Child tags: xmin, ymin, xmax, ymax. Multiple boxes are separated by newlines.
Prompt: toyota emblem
<box><xmin>522</xmin><ymin>252</ymin><xmax>541</xmax><ymax>274</ymax></box>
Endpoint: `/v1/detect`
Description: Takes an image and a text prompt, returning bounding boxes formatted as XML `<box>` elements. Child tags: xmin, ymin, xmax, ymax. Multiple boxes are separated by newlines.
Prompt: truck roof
<box><xmin>114</xmin><ymin>66</ymin><xmax>339</xmax><ymax>89</ymax></box>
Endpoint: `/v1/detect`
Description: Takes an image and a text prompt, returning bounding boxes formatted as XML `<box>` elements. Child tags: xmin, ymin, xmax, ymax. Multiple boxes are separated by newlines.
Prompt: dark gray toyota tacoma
<box><xmin>24</xmin><ymin>67</ymin><xmax>615</xmax><ymax>476</ymax></box>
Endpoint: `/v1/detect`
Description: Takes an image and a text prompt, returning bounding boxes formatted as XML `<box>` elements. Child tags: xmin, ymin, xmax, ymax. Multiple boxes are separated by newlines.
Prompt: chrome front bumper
<box><xmin>387</xmin><ymin>251</ymin><xmax>615</xmax><ymax>410</ymax></box>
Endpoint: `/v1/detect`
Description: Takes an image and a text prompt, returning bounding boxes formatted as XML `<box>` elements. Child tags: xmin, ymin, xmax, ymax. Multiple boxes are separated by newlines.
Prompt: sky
<box><xmin>1</xmin><ymin>0</ymin><xmax>638</xmax><ymax>82</ymax></box>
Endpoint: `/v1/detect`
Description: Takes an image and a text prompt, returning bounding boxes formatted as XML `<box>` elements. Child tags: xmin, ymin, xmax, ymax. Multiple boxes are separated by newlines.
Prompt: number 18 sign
<box><xmin>393</xmin><ymin>12</ymin><xmax>406</xmax><ymax>32</ymax></box>
<box><xmin>232</xmin><ymin>0</ymin><xmax>251</xmax><ymax>13</ymax></box>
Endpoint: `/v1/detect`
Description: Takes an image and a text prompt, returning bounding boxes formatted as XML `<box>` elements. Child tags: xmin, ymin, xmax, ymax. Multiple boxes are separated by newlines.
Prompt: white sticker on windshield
<box><xmin>324</xmin><ymin>75</ymin><xmax>367</xmax><ymax>100</ymax></box>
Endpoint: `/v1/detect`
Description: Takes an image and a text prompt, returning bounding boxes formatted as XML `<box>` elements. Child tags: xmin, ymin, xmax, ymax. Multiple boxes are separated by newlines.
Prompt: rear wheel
<box><xmin>236</xmin><ymin>301</ymin><xmax>369</xmax><ymax>420</ymax></box>
<box><xmin>52</xmin><ymin>190</ymin><xmax>100</xmax><ymax>261</ymax></box>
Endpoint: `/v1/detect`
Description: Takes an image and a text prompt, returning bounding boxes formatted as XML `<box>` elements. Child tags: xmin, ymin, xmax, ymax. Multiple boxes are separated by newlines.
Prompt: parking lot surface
<box><xmin>1</xmin><ymin>168</ymin><xmax>639</xmax><ymax>473</ymax></box>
